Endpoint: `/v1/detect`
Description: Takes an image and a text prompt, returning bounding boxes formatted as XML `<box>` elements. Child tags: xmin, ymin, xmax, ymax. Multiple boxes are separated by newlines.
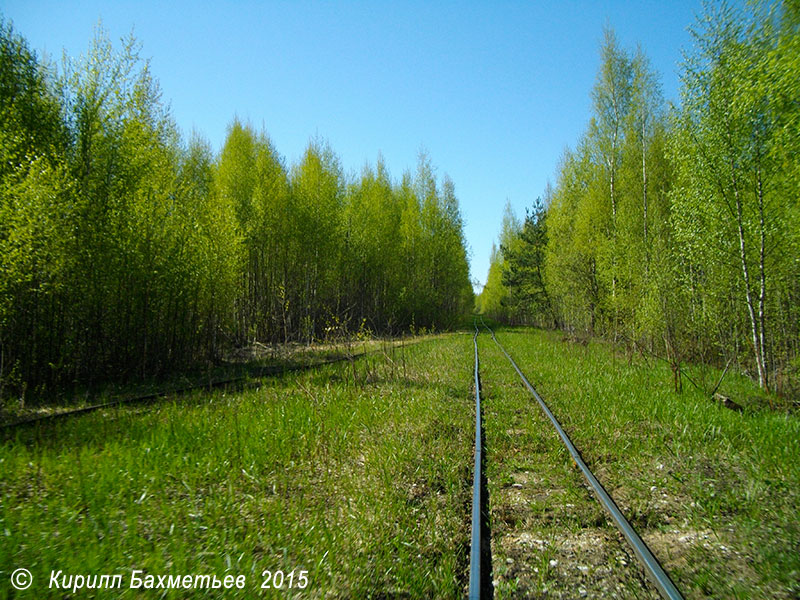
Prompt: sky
<box><xmin>3</xmin><ymin>0</ymin><xmax>706</xmax><ymax>293</ymax></box>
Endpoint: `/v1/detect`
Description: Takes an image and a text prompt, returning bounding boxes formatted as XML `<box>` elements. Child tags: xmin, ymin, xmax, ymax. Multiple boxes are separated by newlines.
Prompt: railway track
<box><xmin>469</xmin><ymin>319</ymin><xmax>684</xmax><ymax>599</ymax></box>
<box><xmin>0</xmin><ymin>342</ymin><xmax>401</xmax><ymax>430</ymax></box>
<box><xmin>469</xmin><ymin>321</ymin><xmax>489</xmax><ymax>599</ymax></box>
<box><xmin>6</xmin><ymin>325</ymin><xmax>685</xmax><ymax>597</ymax></box>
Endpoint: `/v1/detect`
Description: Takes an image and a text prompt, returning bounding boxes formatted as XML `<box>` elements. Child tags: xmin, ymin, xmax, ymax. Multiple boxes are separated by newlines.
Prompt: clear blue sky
<box><xmin>3</xmin><ymin>0</ymin><xmax>705</xmax><ymax>293</ymax></box>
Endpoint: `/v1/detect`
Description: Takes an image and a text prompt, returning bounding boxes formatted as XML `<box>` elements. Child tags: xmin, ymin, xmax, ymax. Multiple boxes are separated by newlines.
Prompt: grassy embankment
<box><xmin>1</xmin><ymin>333</ymin><xmax>474</xmax><ymax>599</ymax></box>
<box><xmin>0</xmin><ymin>337</ymin><xmax>428</xmax><ymax>426</ymax></box>
<box><xmin>482</xmin><ymin>327</ymin><xmax>799</xmax><ymax>599</ymax></box>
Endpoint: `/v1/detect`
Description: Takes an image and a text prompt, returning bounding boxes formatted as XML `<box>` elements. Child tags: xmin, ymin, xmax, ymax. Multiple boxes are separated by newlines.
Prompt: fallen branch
<box><xmin>709</xmin><ymin>357</ymin><xmax>734</xmax><ymax>398</ymax></box>
<box><xmin>713</xmin><ymin>392</ymin><xmax>743</xmax><ymax>412</ymax></box>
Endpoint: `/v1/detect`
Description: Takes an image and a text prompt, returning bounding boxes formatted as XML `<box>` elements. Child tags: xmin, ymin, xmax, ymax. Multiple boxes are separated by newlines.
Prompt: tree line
<box><xmin>478</xmin><ymin>1</ymin><xmax>799</xmax><ymax>396</ymax></box>
<box><xmin>0</xmin><ymin>21</ymin><xmax>473</xmax><ymax>397</ymax></box>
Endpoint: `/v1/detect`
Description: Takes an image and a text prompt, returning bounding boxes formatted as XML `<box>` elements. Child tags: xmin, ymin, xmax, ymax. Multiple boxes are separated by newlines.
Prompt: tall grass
<box><xmin>0</xmin><ymin>334</ymin><xmax>474</xmax><ymax>599</ymax></box>
<box><xmin>491</xmin><ymin>328</ymin><xmax>799</xmax><ymax>599</ymax></box>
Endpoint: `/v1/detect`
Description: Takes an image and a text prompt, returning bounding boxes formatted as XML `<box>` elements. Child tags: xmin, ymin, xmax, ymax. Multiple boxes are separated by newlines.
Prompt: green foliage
<box><xmin>482</xmin><ymin>1</ymin><xmax>799</xmax><ymax>395</ymax></box>
<box><xmin>289</xmin><ymin>139</ymin><xmax>345</xmax><ymax>341</ymax></box>
<box><xmin>476</xmin><ymin>201</ymin><xmax>519</xmax><ymax>321</ymax></box>
<box><xmin>343</xmin><ymin>156</ymin><xmax>404</xmax><ymax>330</ymax></box>
<box><xmin>0</xmin><ymin>19</ymin><xmax>72</xmax><ymax>393</ymax></box>
<box><xmin>501</xmin><ymin>197</ymin><xmax>555</xmax><ymax>327</ymax></box>
<box><xmin>0</xmin><ymin>23</ymin><xmax>473</xmax><ymax>399</ymax></box>
<box><xmin>476</xmin><ymin>243</ymin><xmax>506</xmax><ymax>319</ymax></box>
<box><xmin>544</xmin><ymin>143</ymin><xmax>608</xmax><ymax>333</ymax></box>
<box><xmin>670</xmin><ymin>0</ymin><xmax>799</xmax><ymax>391</ymax></box>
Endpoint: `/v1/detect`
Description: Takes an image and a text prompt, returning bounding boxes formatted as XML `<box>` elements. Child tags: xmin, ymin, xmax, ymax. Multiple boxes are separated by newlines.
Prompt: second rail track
<box><xmin>1</xmin><ymin>338</ymin><xmax>427</xmax><ymax>431</ymax></box>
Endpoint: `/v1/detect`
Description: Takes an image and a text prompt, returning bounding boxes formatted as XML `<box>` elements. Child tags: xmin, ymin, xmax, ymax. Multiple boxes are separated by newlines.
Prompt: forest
<box><xmin>0</xmin><ymin>20</ymin><xmax>473</xmax><ymax>399</ymax></box>
<box><xmin>478</xmin><ymin>1</ymin><xmax>800</xmax><ymax>399</ymax></box>
<box><xmin>2</xmin><ymin>4</ymin><xmax>799</xmax><ymax>597</ymax></box>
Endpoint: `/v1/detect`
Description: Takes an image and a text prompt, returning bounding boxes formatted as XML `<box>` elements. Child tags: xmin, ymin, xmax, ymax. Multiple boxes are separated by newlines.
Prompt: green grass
<box><xmin>2</xmin><ymin>326</ymin><xmax>797</xmax><ymax>598</ymax></box>
<box><xmin>479</xmin><ymin>332</ymin><xmax>659</xmax><ymax>599</ymax></box>
<box><xmin>0</xmin><ymin>336</ymin><xmax>423</xmax><ymax>426</ymax></box>
<box><xmin>485</xmin><ymin>327</ymin><xmax>799</xmax><ymax>599</ymax></box>
<box><xmin>0</xmin><ymin>333</ymin><xmax>474</xmax><ymax>599</ymax></box>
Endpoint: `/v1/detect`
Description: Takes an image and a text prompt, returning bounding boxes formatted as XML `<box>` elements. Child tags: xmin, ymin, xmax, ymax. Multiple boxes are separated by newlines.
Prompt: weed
<box><xmin>0</xmin><ymin>335</ymin><xmax>473</xmax><ymax>599</ymax></box>
<box><xmin>486</xmin><ymin>327</ymin><xmax>799</xmax><ymax>599</ymax></box>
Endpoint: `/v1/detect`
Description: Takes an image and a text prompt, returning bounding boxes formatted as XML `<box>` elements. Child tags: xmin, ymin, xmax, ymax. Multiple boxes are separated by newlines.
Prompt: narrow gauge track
<box><xmin>470</xmin><ymin>319</ymin><xmax>684</xmax><ymax>600</ymax></box>
<box><xmin>0</xmin><ymin>343</ymin><xmax>401</xmax><ymax>431</ymax></box>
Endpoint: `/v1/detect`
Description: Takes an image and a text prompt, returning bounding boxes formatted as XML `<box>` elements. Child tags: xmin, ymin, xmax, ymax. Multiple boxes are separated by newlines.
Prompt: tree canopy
<box><xmin>477</xmin><ymin>0</ymin><xmax>799</xmax><ymax>397</ymax></box>
<box><xmin>0</xmin><ymin>19</ymin><xmax>473</xmax><ymax>397</ymax></box>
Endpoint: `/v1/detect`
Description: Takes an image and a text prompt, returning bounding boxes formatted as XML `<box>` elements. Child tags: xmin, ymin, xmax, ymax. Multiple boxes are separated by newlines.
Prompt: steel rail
<box><xmin>468</xmin><ymin>320</ymin><xmax>483</xmax><ymax>599</ymax></box>
<box><xmin>482</xmin><ymin>321</ymin><xmax>684</xmax><ymax>600</ymax></box>
<box><xmin>0</xmin><ymin>345</ymin><xmax>393</xmax><ymax>430</ymax></box>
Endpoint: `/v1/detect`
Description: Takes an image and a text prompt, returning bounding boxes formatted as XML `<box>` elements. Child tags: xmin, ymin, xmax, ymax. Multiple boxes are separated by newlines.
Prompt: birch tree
<box><xmin>672</xmin><ymin>2</ymin><xmax>786</xmax><ymax>390</ymax></box>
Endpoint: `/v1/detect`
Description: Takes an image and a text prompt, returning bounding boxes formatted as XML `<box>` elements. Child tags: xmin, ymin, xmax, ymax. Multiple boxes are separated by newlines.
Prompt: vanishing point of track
<box><xmin>469</xmin><ymin>319</ymin><xmax>684</xmax><ymax>600</ymax></box>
